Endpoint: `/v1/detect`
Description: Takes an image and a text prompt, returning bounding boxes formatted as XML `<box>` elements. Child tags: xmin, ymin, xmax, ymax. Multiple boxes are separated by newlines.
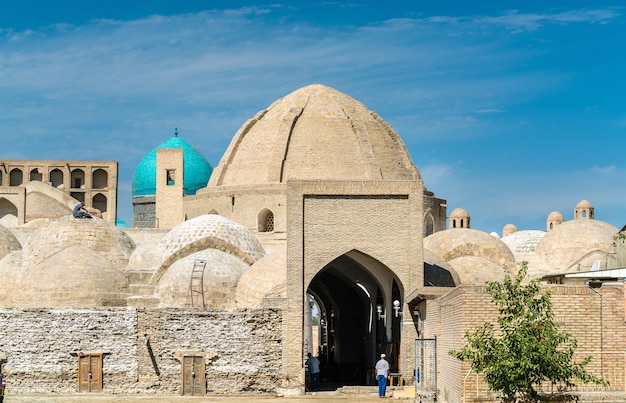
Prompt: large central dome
<box><xmin>208</xmin><ymin>84</ymin><xmax>420</xmax><ymax>187</ymax></box>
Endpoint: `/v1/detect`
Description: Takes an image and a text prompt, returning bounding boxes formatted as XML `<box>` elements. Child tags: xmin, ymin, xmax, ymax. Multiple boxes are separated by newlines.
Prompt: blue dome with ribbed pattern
<box><xmin>132</xmin><ymin>134</ymin><xmax>212</xmax><ymax>196</ymax></box>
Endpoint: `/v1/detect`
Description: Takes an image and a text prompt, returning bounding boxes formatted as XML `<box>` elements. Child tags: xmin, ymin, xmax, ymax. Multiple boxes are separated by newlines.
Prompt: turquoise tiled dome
<box><xmin>132</xmin><ymin>134</ymin><xmax>213</xmax><ymax>196</ymax></box>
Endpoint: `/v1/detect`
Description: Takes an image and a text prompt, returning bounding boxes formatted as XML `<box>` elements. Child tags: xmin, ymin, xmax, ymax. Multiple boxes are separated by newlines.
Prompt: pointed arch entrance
<box><xmin>305</xmin><ymin>250</ymin><xmax>403</xmax><ymax>389</ymax></box>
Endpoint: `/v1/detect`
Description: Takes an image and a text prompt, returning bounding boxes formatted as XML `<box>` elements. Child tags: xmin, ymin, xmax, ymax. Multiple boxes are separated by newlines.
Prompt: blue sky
<box><xmin>1</xmin><ymin>1</ymin><xmax>625</xmax><ymax>234</ymax></box>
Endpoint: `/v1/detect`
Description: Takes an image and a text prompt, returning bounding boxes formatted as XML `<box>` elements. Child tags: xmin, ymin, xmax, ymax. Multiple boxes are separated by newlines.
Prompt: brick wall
<box><xmin>433</xmin><ymin>285</ymin><xmax>626</xmax><ymax>403</ymax></box>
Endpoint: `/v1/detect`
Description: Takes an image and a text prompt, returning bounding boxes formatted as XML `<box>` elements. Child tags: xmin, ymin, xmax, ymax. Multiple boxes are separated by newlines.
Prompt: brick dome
<box><xmin>536</xmin><ymin>219</ymin><xmax>619</xmax><ymax>272</ymax></box>
<box><xmin>424</xmin><ymin>228</ymin><xmax>516</xmax><ymax>284</ymax></box>
<box><xmin>208</xmin><ymin>84</ymin><xmax>420</xmax><ymax>187</ymax></box>
<box><xmin>22</xmin><ymin>215</ymin><xmax>136</xmax><ymax>271</ymax></box>
<box><xmin>151</xmin><ymin>214</ymin><xmax>265</xmax><ymax>285</ymax></box>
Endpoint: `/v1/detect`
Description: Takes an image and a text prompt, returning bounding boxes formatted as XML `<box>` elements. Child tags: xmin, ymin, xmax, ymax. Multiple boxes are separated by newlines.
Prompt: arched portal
<box><xmin>305</xmin><ymin>250</ymin><xmax>403</xmax><ymax>389</ymax></box>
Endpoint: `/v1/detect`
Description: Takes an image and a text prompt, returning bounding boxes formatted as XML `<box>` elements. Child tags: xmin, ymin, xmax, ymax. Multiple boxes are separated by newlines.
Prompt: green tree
<box><xmin>449</xmin><ymin>261</ymin><xmax>607</xmax><ymax>402</ymax></box>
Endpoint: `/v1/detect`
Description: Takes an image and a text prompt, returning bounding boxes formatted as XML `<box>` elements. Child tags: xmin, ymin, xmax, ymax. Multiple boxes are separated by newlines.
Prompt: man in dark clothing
<box><xmin>73</xmin><ymin>202</ymin><xmax>92</xmax><ymax>219</ymax></box>
<box><xmin>306</xmin><ymin>352</ymin><xmax>321</xmax><ymax>391</ymax></box>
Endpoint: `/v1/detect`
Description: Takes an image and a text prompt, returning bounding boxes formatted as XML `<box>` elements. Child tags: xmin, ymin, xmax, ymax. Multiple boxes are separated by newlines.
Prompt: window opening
<box><xmin>166</xmin><ymin>170</ymin><xmax>175</xmax><ymax>186</ymax></box>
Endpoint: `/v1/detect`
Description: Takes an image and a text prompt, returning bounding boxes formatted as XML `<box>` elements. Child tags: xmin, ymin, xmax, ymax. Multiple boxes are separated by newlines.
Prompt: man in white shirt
<box><xmin>375</xmin><ymin>353</ymin><xmax>390</xmax><ymax>397</ymax></box>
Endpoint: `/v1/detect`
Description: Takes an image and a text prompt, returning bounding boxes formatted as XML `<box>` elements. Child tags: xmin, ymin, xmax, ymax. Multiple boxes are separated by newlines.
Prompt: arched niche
<box><xmin>92</xmin><ymin>169</ymin><xmax>108</xmax><ymax>189</ymax></box>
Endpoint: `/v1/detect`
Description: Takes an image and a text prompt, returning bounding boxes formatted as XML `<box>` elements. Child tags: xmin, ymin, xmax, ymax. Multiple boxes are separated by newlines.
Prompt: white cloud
<box><xmin>591</xmin><ymin>165</ymin><xmax>617</xmax><ymax>174</ymax></box>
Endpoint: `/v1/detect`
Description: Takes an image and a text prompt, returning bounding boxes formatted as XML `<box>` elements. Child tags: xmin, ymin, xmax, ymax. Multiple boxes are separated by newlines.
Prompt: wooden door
<box><xmin>182</xmin><ymin>355</ymin><xmax>205</xmax><ymax>396</ymax></box>
<box><xmin>78</xmin><ymin>353</ymin><xmax>102</xmax><ymax>392</ymax></box>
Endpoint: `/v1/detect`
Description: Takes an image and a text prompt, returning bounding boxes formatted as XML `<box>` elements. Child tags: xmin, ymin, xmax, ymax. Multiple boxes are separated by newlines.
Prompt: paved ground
<box><xmin>3</xmin><ymin>391</ymin><xmax>409</xmax><ymax>402</ymax></box>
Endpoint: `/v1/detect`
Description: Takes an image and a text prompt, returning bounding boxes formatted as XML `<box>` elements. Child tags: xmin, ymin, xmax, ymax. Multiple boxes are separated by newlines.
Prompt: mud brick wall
<box><xmin>0</xmin><ymin>307</ymin><xmax>282</xmax><ymax>395</ymax></box>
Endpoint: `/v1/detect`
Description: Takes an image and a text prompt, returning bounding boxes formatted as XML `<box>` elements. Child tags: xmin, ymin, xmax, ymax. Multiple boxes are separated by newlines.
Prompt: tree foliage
<box><xmin>449</xmin><ymin>261</ymin><xmax>607</xmax><ymax>402</ymax></box>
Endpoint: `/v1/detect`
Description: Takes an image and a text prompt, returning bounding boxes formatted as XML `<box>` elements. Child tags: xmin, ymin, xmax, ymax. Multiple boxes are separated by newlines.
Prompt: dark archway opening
<box><xmin>306</xmin><ymin>251</ymin><xmax>402</xmax><ymax>391</ymax></box>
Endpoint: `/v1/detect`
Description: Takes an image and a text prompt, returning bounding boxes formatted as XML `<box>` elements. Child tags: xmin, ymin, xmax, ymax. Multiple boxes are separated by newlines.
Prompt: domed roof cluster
<box><xmin>208</xmin><ymin>84</ymin><xmax>420</xmax><ymax>187</ymax></box>
<box><xmin>428</xmin><ymin>201</ymin><xmax>625</xmax><ymax>285</ymax></box>
<box><xmin>132</xmin><ymin>132</ymin><xmax>213</xmax><ymax>197</ymax></box>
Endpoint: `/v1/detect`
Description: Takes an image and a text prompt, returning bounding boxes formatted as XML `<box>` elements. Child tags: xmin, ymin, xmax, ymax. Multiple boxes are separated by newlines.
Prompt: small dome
<box><xmin>449</xmin><ymin>208</ymin><xmax>469</xmax><ymax>218</ymax></box>
<box><xmin>22</xmin><ymin>216</ymin><xmax>136</xmax><ymax>271</ymax></box>
<box><xmin>537</xmin><ymin>219</ymin><xmax>618</xmax><ymax>272</ymax></box>
<box><xmin>209</xmin><ymin>84</ymin><xmax>420</xmax><ymax>187</ymax></box>
<box><xmin>0</xmin><ymin>224</ymin><xmax>21</xmax><ymax>260</ymax></box>
<box><xmin>424</xmin><ymin>228</ymin><xmax>516</xmax><ymax>284</ymax></box>
<box><xmin>151</xmin><ymin>214</ymin><xmax>265</xmax><ymax>284</ymax></box>
<box><xmin>502</xmin><ymin>224</ymin><xmax>518</xmax><ymax>237</ymax></box>
<box><xmin>132</xmin><ymin>133</ymin><xmax>213</xmax><ymax>196</ymax></box>
<box><xmin>14</xmin><ymin>245</ymin><xmax>129</xmax><ymax>307</ymax></box>
<box><xmin>237</xmin><ymin>247</ymin><xmax>286</xmax><ymax>308</ymax></box>
<box><xmin>449</xmin><ymin>208</ymin><xmax>470</xmax><ymax>229</ymax></box>
<box><xmin>156</xmin><ymin>249</ymin><xmax>248</xmax><ymax>309</ymax></box>
<box><xmin>547</xmin><ymin>211</ymin><xmax>564</xmax><ymax>221</ymax></box>
<box><xmin>574</xmin><ymin>199</ymin><xmax>595</xmax><ymax>220</ymax></box>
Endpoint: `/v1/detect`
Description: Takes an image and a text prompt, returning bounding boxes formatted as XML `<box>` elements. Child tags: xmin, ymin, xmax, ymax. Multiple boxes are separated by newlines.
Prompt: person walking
<box><xmin>375</xmin><ymin>353</ymin><xmax>390</xmax><ymax>398</ymax></box>
<box><xmin>305</xmin><ymin>352</ymin><xmax>321</xmax><ymax>391</ymax></box>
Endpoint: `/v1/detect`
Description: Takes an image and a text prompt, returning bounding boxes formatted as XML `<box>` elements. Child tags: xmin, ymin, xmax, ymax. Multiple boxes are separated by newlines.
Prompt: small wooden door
<box><xmin>78</xmin><ymin>353</ymin><xmax>102</xmax><ymax>392</ymax></box>
<box><xmin>182</xmin><ymin>355</ymin><xmax>205</xmax><ymax>396</ymax></box>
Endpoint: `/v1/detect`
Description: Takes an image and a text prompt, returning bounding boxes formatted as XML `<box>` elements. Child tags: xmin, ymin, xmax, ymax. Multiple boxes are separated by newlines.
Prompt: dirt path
<box><xmin>3</xmin><ymin>391</ymin><xmax>407</xmax><ymax>402</ymax></box>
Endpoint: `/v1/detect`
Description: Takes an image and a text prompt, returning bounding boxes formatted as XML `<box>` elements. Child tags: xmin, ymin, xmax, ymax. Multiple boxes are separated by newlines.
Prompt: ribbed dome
<box><xmin>209</xmin><ymin>84</ymin><xmax>420</xmax><ymax>187</ymax></box>
<box><xmin>132</xmin><ymin>134</ymin><xmax>213</xmax><ymax>196</ymax></box>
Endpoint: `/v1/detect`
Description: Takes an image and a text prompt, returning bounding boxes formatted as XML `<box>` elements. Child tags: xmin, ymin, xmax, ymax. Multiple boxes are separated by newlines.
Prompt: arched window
<box><xmin>92</xmin><ymin>169</ymin><xmax>108</xmax><ymax>189</ymax></box>
<box><xmin>9</xmin><ymin>169</ymin><xmax>23</xmax><ymax>186</ymax></box>
<box><xmin>92</xmin><ymin>193</ymin><xmax>107</xmax><ymax>214</ymax></box>
<box><xmin>30</xmin><ymin>168</ymin><xmax>42</xmax><ymax>181</ymax></box>
<box><xmin>0</xmin><ymin>171</ymin><xmax>3</xmax><ymax>186</ymax></box>
<box><xmin>208</xmin><ymin>209</ymin><xmax>219</xmax><ymax>215</ymax></box>
<box><xmin>71</xmin><ymin>169</ymin><xmax>85</xmax><ymax>189</ymax></box>
<box><xmin>257</xmin><ymin>208</ymin><xmax>275</xmax><ymax>232</ymax></box>
<box><xmin>50</xmin><ymin>169</ymin><xmax>64</xmax><ymax>188</ymax></box>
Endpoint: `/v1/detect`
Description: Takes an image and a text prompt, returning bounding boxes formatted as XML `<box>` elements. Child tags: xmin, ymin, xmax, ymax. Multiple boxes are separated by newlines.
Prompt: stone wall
<box><xmin>0</xmin><ymin>307</ymin><xmax>283</xmax><ymax>395</ymax></box>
